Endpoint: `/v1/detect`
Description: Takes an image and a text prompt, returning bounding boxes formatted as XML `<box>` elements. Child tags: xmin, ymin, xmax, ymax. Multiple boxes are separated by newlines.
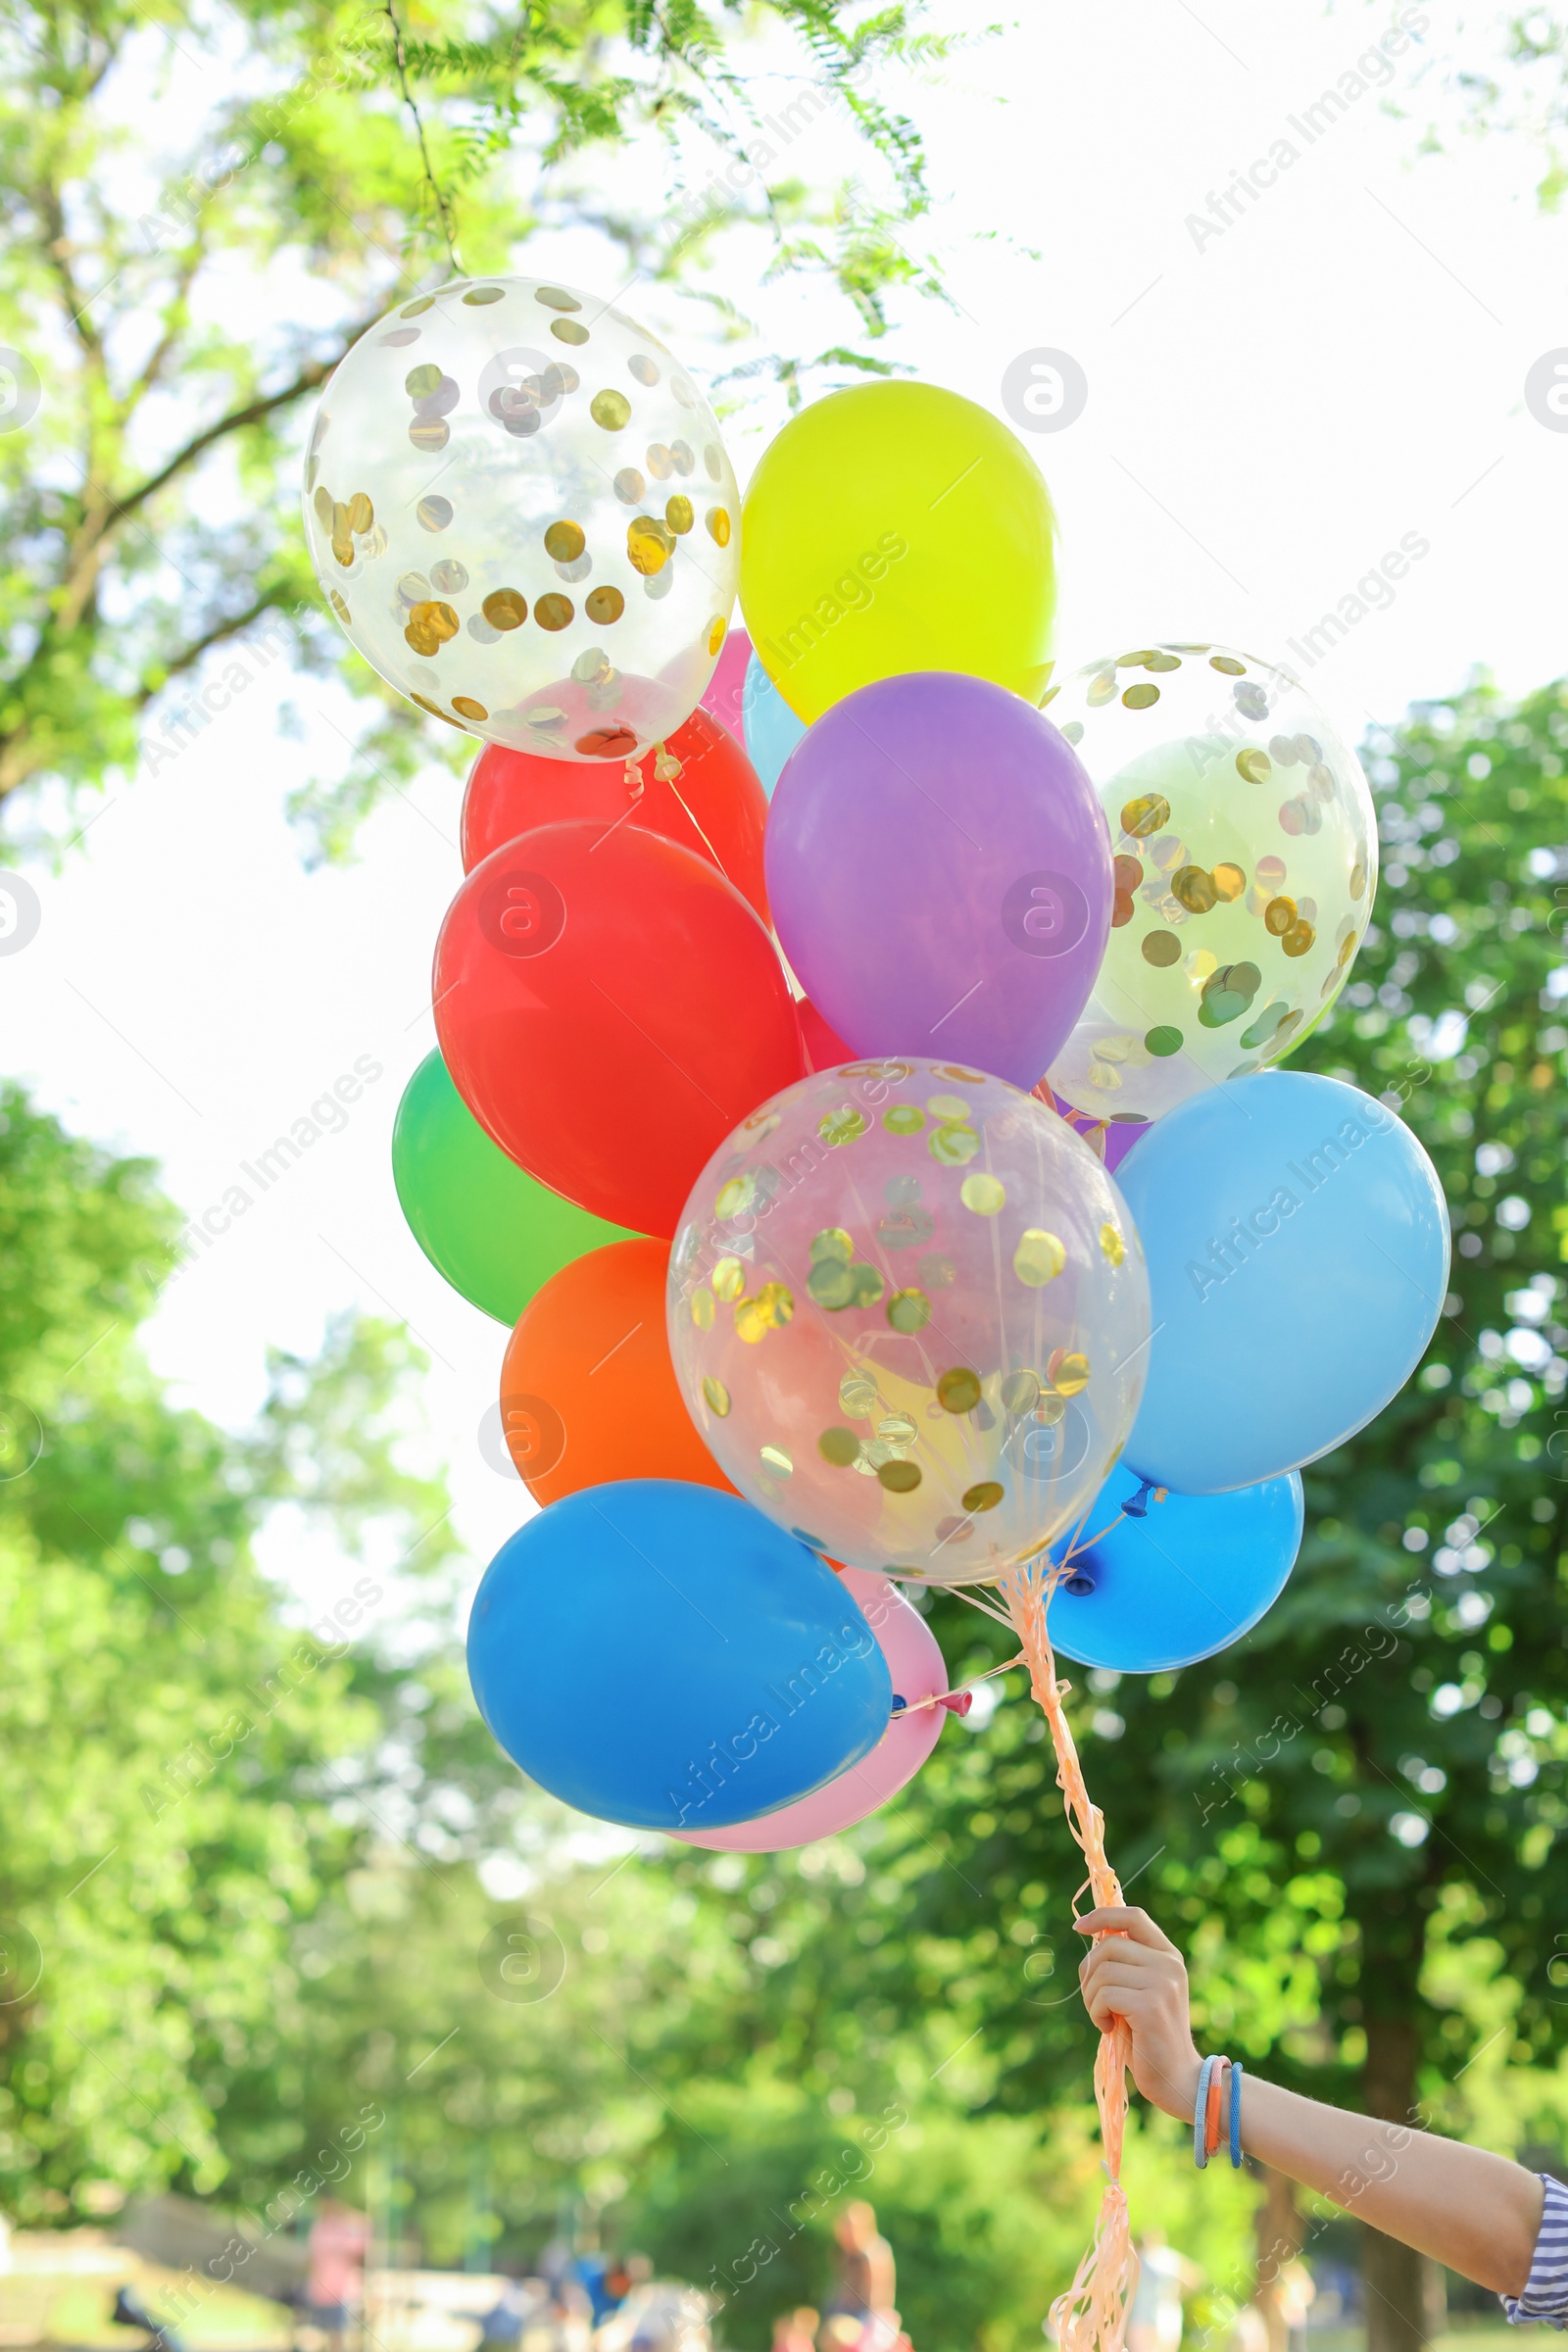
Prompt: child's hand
<box><xmin>1073</xmin><ymin>1905</ymin><xmax>1202</xmax><ymax>2122</ymax></box>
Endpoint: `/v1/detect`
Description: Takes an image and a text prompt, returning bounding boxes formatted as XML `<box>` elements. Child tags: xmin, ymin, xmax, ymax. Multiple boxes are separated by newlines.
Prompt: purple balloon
<box><xmin>765</xmin><ymin>673</ymin><xmax>1112</xmax><ymax>1090</ymax></box>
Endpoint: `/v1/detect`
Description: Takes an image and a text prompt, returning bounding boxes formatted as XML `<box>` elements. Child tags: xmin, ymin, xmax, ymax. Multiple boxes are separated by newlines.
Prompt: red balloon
<box><xmin>461</xmin><ymin>710</ymin><xmax>770</xmax><ymax>926</ymax></box>
<box><xmin>799</xmin><ymin>998</ymin><xmax>853</xmax><ymax>1072</ymax></box>
<box><xmin>434</xmin><ymin>822</ymin><xmax>805</xmax><ymax>1238</ymax></box>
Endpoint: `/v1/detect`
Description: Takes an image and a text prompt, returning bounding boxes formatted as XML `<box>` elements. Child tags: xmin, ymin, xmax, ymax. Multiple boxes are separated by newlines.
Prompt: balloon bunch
<box><xmin>312</xmin><ymin>278</ymin><xmax>1449</xmax><ymax>2352</ymax></box>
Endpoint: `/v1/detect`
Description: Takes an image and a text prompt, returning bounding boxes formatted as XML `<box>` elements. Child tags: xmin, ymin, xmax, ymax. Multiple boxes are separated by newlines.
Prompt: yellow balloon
<box><xmin>739</xmin><ymin>381</ymin><xmax>1059</xmax><ymax>723</ymax></box>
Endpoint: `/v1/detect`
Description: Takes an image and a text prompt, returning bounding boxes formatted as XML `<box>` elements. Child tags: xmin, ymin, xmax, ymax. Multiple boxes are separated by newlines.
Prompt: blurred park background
<box><xmin>3</xmin><ymin>3</ymin><xmax>1568</xmax><ymax>2352</ymax></box>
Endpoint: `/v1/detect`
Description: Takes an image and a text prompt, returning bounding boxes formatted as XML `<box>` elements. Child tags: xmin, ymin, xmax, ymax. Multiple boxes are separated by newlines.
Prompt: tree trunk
<box><xmin>1362</xmin><ymin>2011</ymin><xmax>1428</xmax><ymax>2352</ymax></box>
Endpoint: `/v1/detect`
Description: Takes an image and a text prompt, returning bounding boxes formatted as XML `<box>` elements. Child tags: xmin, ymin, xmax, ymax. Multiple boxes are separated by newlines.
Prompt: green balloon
<box><xmin>392</xmin><ymin>1051</ymin><xmax>638</xmax><ymax>1326</ymax></box>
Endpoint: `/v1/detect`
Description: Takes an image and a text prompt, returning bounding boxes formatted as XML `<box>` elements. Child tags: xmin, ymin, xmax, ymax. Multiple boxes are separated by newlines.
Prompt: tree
<box><xmin>0</xmin><ymin>0</ymin><xmax>949</xmax><ymax>859</ymax></box>
<box><xmin>0</xmin><ymin>1082</ymin><xmax>472</xmax><ymax>2216</ymax></box>
<box><xmin>642</xmin><ymin>676</ymin><xmax>1568</xmax><ymax>2352</ymax></box>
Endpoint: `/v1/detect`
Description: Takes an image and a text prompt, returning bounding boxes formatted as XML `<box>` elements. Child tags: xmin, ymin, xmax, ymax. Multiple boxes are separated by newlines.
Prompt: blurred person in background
<box><xmin>1127</xmin><ymin>2228</ymin><xmax>1200</xmax><ymax>2352</ymax></box>
<box><xmin>305</xmin><ymin>2198</ymin><xmax>370</xmax><ymax>2352</ymax></box>
<box><xmin>772</xmin><ymin>2308</ymin><xmax>819</xmax><ymax>2352</ymax></box>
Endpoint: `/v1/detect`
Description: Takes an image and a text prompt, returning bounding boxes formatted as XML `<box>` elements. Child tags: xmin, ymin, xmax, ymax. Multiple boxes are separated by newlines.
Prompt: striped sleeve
<box><xmin>1504</xmin><ymin>2176</ymin><xmax>1568</xmax><ymax>2328</ymax></box>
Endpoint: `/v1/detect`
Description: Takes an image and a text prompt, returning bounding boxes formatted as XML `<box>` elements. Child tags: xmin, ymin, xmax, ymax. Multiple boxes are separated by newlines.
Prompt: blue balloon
<box><xmin>466</xmin><ymin>1482</ymin><xmax>892</xmax><ymax>1831</ymax></box>
<box><xmin>743</xmin><ymin>651</ymin><xmax>807</xmax><ymax>797</ymax></box>
<box><xmin>1047</xmin><ymin>1469</ymin><xmax>1303</xmax><ymax>1673</ymax></box>
<box><xmin>1118</xmin><ymin>1071</ymin><xmax>1448</xmax><ymax>1493</ymax></box>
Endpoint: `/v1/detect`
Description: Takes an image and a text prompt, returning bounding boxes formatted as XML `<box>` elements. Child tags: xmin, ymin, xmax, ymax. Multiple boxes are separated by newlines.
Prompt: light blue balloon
<box><xmin>1118</xmin><ymin>1071</ymin><xmax>1448</xmax><ymax>1494</ymax></box>
<box><xmin>1047</xmin><ymin>1468</ymin><xmax>1303</xmax><ymax>1673</ymax></box>
<box><xmin>743</xmin><ymin>651</ymin><xmax>807</xmax><ymax>798</ymax></box>
<box><xmin>466</xmin><ymin>1481</ymin><xmax>892</xmax><ymax>1831</ymax></box>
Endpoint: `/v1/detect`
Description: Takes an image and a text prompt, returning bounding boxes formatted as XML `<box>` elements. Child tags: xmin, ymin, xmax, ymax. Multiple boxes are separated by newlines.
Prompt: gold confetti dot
<box><xmin>628</xmin><ymin>354</ymin><xmax>660</xmax><ymax>385</ymax></box>
<box><xmin>1349</xmin><ymin>862</ymin><xmax>1366</xmax><ymax>899</ymax></box>
<box><xmin>883</xmin><ymin>1104</ymin><xmax>925</xmax><ymax>1135</ymax></box>
<box><xmin>535</xmin><ymin>593</ymin><xmax>574</xmax><ymax>631</ymax></box>
<box><xmin>665</xmin><ymin>494</ymin><xmax>694</xmax><ymax>534</ymax></box>
<box><xmin>1237</xmin><ymin>748</ymin><xmax>1271</xmax><ymax>784</ymax></box>
<box><xmin>400</xmin><ymin>296</ymin><xmax>434</xmax><ymax>317</ymax></box>
<box><xmin>544</xmin><ymin>519</ymin><xmax>586</xmax><ymax>563</ymax></box>
<box><xmin>1172</xmin><ymin>865</ymin><xmax>1218</xmax><ymax>914</ymax></box>
<box><xmin>1212</xmin><ymin>863</ymin><xmax>1246</xmax><ymax>902</ymax></box>
<box><xmin>1122</xmin><ymin>682</ymin><xmax>1160</xmax><ymax>710</ymax></box>
<box><xmin>850</xmin><ymin>1263</ymin><xmax>884</xmax><ymax>1307</ymax></box>
<box><xmin>535</xmin><ymin>285</ymin><xmax>581</xmax><ymax>312</ymax></box>
<box><xmin>1142</xmin><ymin>931</ymin><xmax>1182</xmax><ymax>968</ymax></box>
<box><xmin>936</xmin><ymin>1367</ymin><xmax>982</xmax><ymax>1414</ymax></box>
<box><xmin>411</xmin><ymin>600</ymin><xmax>459</xmax><ymax>641</ymax></box>
<box><xmin>430</xmin><ymin>560</ymin><xmax>467</xmax><ymax>594</ymax></box>
<box><xmin>313</xmin><ymin>486</ymin><xmax>333</xmax><ymax>526</ymax></box>
<box><xmin>928</xmin><ymin>1122</ymin><xmax>979</xmax><ymax>1167</ymax></box>
<box><xmin>708</xmin><ymin>615</ymin><xmax>726</xmax><ymax>656</ymax></box>
<box><xmin>712</xmin><ymin>1256</ymin><xmax>746</xmax><ymax>1301</ymax></box>
<box><xmin>1086</xmin><ymin>671</ymin><xmax>1117</xmax><ymax>707</ymax></box>
<box><xmin>1263</xmin><ymin>895</ymin><xmax>1298</xmax><ymax>937</ymax></box>
<box><xmin>960</xmin><ymin>1173</ymin><xmax>1005</xmax><ymax>1215</ymax></box>
<box><xmin>735</xmin><ymin>1297</ymin><xmax>772</xmax><ymax>1344</ymax></box>
<box><xmin>927</xmin><ymin>1093</ymin><xmax>968</xmax><ymax>1118</ymax></box>
<box><xmin>818</xmin><ymin>1105</ymin><xmax>868</xmax><ymax>1146</ymax></box>
<box><xmin>614</xmin><ymin>468</ymin><xmax>647</xmax><ymax>504</ymax></box>
<box><xmin>586</xmin><ymin>587</ymin><xmax>625</xmax><ymax>625</ymax></box>
<box><xmin>481</xmin><ymin>589</ymin><xmax>527</xmax><ymax>631</ymax></box>
<box><xmin>347</xmin><ymin>491</ymin><xmax>373</xmax><ymax>533</ymax></box>
<box><xmin>961</xmin><ymin>1481</ymin><xmax>1004</xmax><ymax>1513</ymax></box>
<box><xmin>808</xmin><ymin>1261</ymin><xmax>855</xmax><ymax>1308</ymax></box>
<box><xmin>877</xmin><ymin>1414</ymin><xmax>917</xmax><ymax>1446</ymax></box>
<box><xmin>691</xmin><ymin>1290</ymin><xmax>714</xmax><ymax>1330</ymax></box>
<box><xmin>886</xmin><ymin>1289</ymin><xmax>930</xmax><ymax>1334</ymax></box>
<box><xmin>714</xmin><ymin>1175</ymin><xmax>755</xmax><ymax>1219</ymax></box>
<box><xmin>702</xmin><ymin>1376</ymin><xmax>731</xmax><ymax>1417</ymax></box>
<box><xmin>840</xmin><ymin>1374</ymin><xmax>878</xmax><ymax>1417</ymax></box>
<box><xmin>1209</xmin><ymin>655</ymin><xmax>1245</xmax><ymax>675</ymax></box>
<box><xmin>707</xmin><ymin>506</ymin><xmax>732</xmax><ymax>547</ymax></box>
<box><xmin>760</xmin><ymin>1445</ymin><xmax>793</xmax><ymax>1476</ymax></box>
<box><xmin>1120</xmin><ymin>794</ymin><xmax>1170</xmax><ymax>840</ymax></box>
<box><xmin>818</xmin><ymin>1427</ymin><xmax>860</xmax><ymax>1467</ymax></box>
<box><xmin>405</xmin><ymin>363</ymin><xmax>443</xmax><ymax>399</ymax></box>
<box><xmin>452</xmin><ymin>696</ymin><xmax>489</xmax><ymax>722</ymax></box>
<box><xmin>1185</xmin><ymin>949</ymin><xmax>1218</xmax><ymax>982</ymax></box>
<box><xmin>759</xmin><ymin>1281</ymin><xmax>794</xmax><ymax>1326</ymax></box>
<box><xmin>1145</xmin><ymin>651</ymin><xmax>1181</xmax><ymax>671</ymax></box>
<box><xmin>463</xmin><ymin>285</ymin><xmax>505</xmax><ymax>305</ymax></box>
<box><xmin>1000</xmin><ymin>1370</ymin><xmax>1041</xmax><ymax>1414</ymax></box>
<box><xmin>416</xmin><ymin>496</ymin><xmax>453</xmax><ymax>531</ymax></box>
<box><xmin>328</xmin><ymin>589</ymin><xmax>350</xmax><ymax>623</ymax></box>
<box><xmin>627</xmin><ymin>516</ymin><xmax>674</xmax><ymax>576</ymax></box>
<box><xmin>1282</xmin><ymin>917</ymin><xmax>1316</xmax><ymax>957</ymax></box>
<box><xmin>670</xmin><ymin>439</ymin><xmax>695</xmax><ymax>473</ymax></box>
<box><xmin>1050</xmin><ymin>1349</ymin><xmax>1091</xmax><ymax>1396</ymax></box>
<box><xmin>409</xmin><ymin>693</ymin><xmax>464</xmax><ymax>728</ymax></box>
<box><xmin>590</xmin><ymin>390</ymin><xmax>631</xmax><ymax>430</ymax></box>
<box><xmin>1100</xmin><ymin>1223</ymin><xmax>1126</xmax><ymax>1267</ymax></box>
<box><xmin>552</xmin><ymin>318</ymin><xmax>589</xmax><ymax>345</ymax></box>
<box><xmin>810</xmin><ymin>1229</ymin><xmax>854</xmax><ymax>1263</ymax></box>
<box><xmin>1014</xmin><ymin>1230</ymin><xmax>1066</xmax><ymax>1287</ymax></box>
<box><xmin>877</xmin><ymin>1458</ymin><xmax>921</xmax><ymax>1494</ymax></box>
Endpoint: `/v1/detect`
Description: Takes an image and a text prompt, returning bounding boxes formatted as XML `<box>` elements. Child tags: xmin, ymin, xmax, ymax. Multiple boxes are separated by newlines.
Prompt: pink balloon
<box><xmin>700</xmin><ymin>625</ymin><xmax>751</xmax><ymax>743</ymax></box>
<box><xmin>673</xmin><ymin>1568</ymin><xmax>950</xmax><ymax>1852</ymax></box>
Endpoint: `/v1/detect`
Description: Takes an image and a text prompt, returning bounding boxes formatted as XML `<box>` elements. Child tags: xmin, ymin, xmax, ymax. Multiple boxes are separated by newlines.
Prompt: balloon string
<box><xmin>1003</xmin><ymin>1557</ymin><xmax>1137</xmax><ymax>2352</ymax></box>
<box><xmin>897</xmin><ymin>1652</ymin><xmax>1024</xmax><ymax>1715</ymax></box>
<box><xmin>1064</xmin><ymin>1509</ymin><xmax>1126</xmax><ymax>1560</ymax></box>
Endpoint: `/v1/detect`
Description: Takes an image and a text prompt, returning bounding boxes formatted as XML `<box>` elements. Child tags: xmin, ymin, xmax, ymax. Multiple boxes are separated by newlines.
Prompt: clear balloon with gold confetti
<box><xmin>1043</xmin><ymin>644</ymin><xmax>1377</xmax><ymax>1127</ymax></box>
<box><xmin>666</xmin><ymin>1061</ymin><xmax>1152</xmax><ymax>1587</ymax></box>
<box><xmin>302</xmin><ymin>275</ymin><xmax>741</xmax><ymax>759</ymax></box>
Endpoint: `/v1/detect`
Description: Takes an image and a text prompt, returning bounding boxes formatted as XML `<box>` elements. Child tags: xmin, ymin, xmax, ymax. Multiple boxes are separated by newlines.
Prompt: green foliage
<box><xmin>0</xmin><ymin>0</ymin><xmax>952</xmax><ymax>859</ymax></box>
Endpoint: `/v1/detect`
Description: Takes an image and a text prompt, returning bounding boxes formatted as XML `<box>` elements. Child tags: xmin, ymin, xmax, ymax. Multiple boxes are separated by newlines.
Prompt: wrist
<box><xmin>1150</xmin><ymin>2048</ymin><xmax>1204</xmax><ymax>2124</ymax></box>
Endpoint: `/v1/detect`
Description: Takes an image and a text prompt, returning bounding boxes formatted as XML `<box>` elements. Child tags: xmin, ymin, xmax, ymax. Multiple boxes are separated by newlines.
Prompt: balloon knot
<box><xmin>939</xmin><ymin>1689</ymin><xmax>973</xmax><ymax>1717</ymax></box>
<box><xmin>1122</xmin><ymin>1478</ymin><xmax>1155</xmax><ymax>1519</ymax></box>
<box><xmin>653</xmin><ymin>741</ymin><xmax>682</xmax><ymax>781</ymax></box>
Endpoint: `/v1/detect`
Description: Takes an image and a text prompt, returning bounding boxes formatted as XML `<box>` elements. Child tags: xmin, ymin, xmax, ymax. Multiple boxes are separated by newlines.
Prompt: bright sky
<box><xmin>4</xmin><ymin>0</ymin><xmax>1564</xmax><ymax>1623</ymax></box>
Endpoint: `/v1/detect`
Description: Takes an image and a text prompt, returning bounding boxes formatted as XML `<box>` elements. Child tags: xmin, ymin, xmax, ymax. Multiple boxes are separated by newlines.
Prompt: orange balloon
<box><xmin>501</xmin><ymin>1238</ymin><xmax>736</xmax><ymax>1504</ymax></box>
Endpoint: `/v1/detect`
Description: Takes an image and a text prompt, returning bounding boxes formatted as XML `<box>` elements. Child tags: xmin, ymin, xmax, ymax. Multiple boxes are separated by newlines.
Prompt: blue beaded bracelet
<box><xmin>1193</xmin><ymin>2056</ymin><xmax>1244</xmax><ymax>2169</ymax></box>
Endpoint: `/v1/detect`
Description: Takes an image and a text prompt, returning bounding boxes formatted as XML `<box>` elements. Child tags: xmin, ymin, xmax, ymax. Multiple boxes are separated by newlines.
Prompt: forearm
<box><xmin>1200</xmin><ymin>2064</ymin><xmax>1543</xmax><ymax>2298</ymax></box>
